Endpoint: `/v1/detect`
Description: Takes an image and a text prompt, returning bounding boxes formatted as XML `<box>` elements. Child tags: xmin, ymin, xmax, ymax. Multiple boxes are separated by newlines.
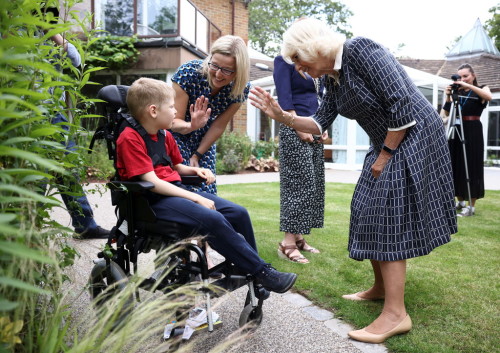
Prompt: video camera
<box><xmin>450</xmin><ymin>74</ymin><xmax>461</xmax><ymax>94</ymax></box>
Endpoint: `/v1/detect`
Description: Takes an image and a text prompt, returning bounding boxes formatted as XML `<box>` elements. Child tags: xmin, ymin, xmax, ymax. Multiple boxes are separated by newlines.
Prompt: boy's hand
<box><xmin>196</xmin><ymin>168</ymin><xmax>215</xmax><ymax>185</ymax></box>
<box><xmin>194</xmin><ymin>195</ymin><xmax>216</xmax><ymax>210</ymax></box>
<box><xmin>189</xmin><ymin>96</ymin><xmax>211</xmax><ymax>131</ymax></box>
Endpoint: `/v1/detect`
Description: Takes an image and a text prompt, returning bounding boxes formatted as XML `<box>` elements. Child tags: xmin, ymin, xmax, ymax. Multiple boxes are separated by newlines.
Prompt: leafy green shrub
<box><xmin>87</xmin><ymin>35</ymin><xmax>140</xmax><ymax>72</ymax></box>
<box><xmin>216</xmin><ymin>132</ymin><xmax>252</xmax><ymax>173</ymax></box>
<box><xmin>81</xmin><ymin>137</ymin><xmax>115</xmax><ymax>181</ymax></box>
<box><xmin>220</xmin><ymin>149</ymin><xmax>241</xmax><ymax>174</ymax></box>
<box><xmin>252</xmin><ymin>138</ymin><xmax>279</xmax><ymax>160</ymax></box>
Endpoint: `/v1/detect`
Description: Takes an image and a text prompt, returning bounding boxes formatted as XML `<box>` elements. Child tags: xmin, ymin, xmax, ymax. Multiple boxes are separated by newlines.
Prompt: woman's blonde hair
<box><xmin>126</xmin><ymin>78</ymin><xmax>174</xmax><ymax>119</ymax></box>
<box><xmin>281</xmin><ymin>18</ymin><xmax>345</xmax><ymax>65</ymax></box>
<box><xmin>201</xmin><ymin>35</ymin><xmax>250</xmax><ymax>100</ymax></box>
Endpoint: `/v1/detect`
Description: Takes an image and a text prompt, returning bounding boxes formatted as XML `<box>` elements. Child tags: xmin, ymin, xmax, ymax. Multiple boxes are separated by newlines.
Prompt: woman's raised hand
<box><xmin>190</xmin><ymin>96</ymin><xmax>212</xmax><ymax>131</ymax></box>
<box><xmin>250</xmin><ymin>86</ymin><xmax>283</xmax><ymax>121</ymax></box>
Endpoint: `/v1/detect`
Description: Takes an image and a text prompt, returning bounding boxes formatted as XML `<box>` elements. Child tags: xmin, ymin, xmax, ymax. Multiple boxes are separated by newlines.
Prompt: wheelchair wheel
<box><xmin>238</xmin><ymin>302</ymin><xmax>263</xmax><ymax>328</ymax></box>
<box><xmin>89</xmin><ymin>259</ymin><xmax>134</xmax><ymax>325</ymax></box>
<box><xmin>238</xmin><ymin>286</ymin><xmax>265</xmax><ymax>329</ymax></box>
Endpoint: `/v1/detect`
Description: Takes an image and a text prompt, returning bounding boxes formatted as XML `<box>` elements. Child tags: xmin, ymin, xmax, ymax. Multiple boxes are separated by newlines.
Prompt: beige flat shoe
<box><xmin>348</xmin><ymin>314</ymin><xmax>412</xmax><ymax>343</ymax></box>
<box><xmin>342</xmin><ymin>292</ymin><xmax>385</xmax><ymax>301</ymax></box>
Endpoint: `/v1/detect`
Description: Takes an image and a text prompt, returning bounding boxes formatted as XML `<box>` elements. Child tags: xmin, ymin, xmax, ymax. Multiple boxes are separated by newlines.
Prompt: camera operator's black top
<box><xmin>457</xmin><ymin>88</ymin><xmax>488</xmax><ymax>116</ymax></box>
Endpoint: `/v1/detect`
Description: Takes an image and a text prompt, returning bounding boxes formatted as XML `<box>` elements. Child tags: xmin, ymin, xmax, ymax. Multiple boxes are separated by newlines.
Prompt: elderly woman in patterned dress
<box><xmin>170</xmin><ymin>35</ymin><xmax>250</xmax><ymax>194</ymax></box>
<box><xmin>250</xmin><ymin>18</ymin><xmax>457</xmax><ymax>344</ymax></box>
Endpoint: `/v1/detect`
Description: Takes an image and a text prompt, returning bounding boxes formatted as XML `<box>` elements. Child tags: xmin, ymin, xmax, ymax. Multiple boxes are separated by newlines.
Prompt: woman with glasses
<box><xmin>170</xmin><ymin>35</ymin><xmax>250</xmax><ymax>194</ymax></box>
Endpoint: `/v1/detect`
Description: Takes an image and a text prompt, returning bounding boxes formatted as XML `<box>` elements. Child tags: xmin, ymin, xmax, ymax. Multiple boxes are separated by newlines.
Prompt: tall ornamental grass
<box><xmin>0</xmin><ymin>2</ymin><xmax>249</xmax><ymax>352</ymax></box>
<box><xmin>0</xmin><ymin>0</ymin><xmax>102</xmax><ymax>350</ymax></box>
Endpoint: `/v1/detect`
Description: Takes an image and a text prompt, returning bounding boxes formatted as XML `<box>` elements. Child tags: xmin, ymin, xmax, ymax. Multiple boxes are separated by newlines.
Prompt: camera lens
<box><xmin>451</xmin><ymin>74</ymin><xmax>460</xmax><ymax>81</ymax></box>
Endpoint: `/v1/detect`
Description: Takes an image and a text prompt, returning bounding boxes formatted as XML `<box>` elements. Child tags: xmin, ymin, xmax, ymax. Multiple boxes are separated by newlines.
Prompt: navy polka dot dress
<box><xmin>171</xmin><ymin>60</ymin><xmax>250</xmax><ymax>194</ymax></box>
<box><xmin>314</xmin><ymin>37</ymin><xmax>457</xmax><ymax>261</ymax></box>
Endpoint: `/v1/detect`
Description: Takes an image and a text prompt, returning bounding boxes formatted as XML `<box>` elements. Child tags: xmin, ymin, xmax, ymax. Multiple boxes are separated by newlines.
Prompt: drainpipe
<box><xmin>230</xmin><ymin>0</ymin><xmax>235</xmax><ymax>131</ymax></box>
<box><xmin>231</xmin><ymin>0</ymin><xmax>235</xmax><ymax>35</ymax></box>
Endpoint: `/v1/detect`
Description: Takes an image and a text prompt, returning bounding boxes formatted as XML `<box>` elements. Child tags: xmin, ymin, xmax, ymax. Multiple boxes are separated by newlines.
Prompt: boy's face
<box><xmin>153</xmin><ymin>97</ymin><xmax>176</xmax><ymax>129</ymax></box>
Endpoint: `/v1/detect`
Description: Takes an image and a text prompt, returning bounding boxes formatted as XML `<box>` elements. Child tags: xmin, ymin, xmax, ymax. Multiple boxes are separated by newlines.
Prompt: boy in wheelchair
<box><xmin>117</xmin><ymin>77</ymin><xmax>297</xmax><ymax>294</ymax></box>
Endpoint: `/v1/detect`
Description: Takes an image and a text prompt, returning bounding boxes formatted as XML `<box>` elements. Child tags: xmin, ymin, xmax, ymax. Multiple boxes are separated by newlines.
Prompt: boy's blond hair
<box><xmin>126</xmin><ymin>78</ymin><xmax>174</xmax><ymax>120</ymax></box>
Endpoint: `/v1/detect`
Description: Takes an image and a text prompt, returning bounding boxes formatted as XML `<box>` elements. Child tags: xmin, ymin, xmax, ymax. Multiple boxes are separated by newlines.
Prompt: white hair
<box><xmin>281</xmin><ymin>18</ymin><xmax>345</xmax><ymax>64</ymax></box>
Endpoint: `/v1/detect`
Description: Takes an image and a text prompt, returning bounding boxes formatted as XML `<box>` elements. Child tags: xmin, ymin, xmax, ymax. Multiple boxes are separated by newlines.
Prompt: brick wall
<box><xmin>192</xmin><ymin>0</ymin><xmax>249</xmax><ymax>41</ymax></box>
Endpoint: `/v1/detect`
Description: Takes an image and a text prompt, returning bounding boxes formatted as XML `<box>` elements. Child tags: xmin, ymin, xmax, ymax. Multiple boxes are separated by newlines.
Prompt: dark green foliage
<box><xmin>252</xmin><ymin>138</ymin><xmax>279</xmax><ymax>160</ymax></box>
<box><xmin>486</xmin><ymin>5</ymin><xmax>500</xmax><ymax>50</ymax></box>
<box><xmin>216</xmin><ymin>131</ymin><xmax>253</xmax><ymax>173</ymax></box>
<box><xmin>249</xmin><ymin>0</ymin><xmax>353</xmax><ymax>57</ymax></box>
<box><xmin>86</xmin><ymin>35</ymin><xmax>140</xmax><ymax>72</ymax></box>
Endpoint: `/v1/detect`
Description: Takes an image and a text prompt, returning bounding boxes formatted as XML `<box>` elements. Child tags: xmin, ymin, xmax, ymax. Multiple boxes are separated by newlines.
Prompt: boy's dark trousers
<box><xmin>147</xmin><ymin>190</ymin><xmax>266</xmax><ymax>275</ymax></box>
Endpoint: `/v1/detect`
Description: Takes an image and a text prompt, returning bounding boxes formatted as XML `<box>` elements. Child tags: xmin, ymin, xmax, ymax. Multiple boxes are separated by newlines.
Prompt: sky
<box><xmin>345</xmin><ymin>0</ymin><xmax>497</xmax><ymax>59</ymax></box>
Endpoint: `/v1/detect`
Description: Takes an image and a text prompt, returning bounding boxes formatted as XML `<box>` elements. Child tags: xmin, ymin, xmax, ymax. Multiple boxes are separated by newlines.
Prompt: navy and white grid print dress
<box><xmin>314</xmin><ymin>37</ymin><xmax>457</xmax><ymax>261</ymax></box>
<box><xmin>171</xmin><ymin>60</ymin><xmax>250</xmax><ymax>194</ymax></box>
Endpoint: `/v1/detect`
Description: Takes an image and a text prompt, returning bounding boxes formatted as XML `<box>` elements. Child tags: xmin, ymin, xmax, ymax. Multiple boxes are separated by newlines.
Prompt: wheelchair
<box><xmin>87</xmin><ymin>85</ymin><xmax>269</xmax><ymax>339</ymax></box>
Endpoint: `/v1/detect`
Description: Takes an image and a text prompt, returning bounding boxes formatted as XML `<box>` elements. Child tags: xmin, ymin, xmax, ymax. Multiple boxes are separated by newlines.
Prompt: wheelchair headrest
<box><xmin>97</xmin><ymin>85</ymin><xmax>130</xmax><ymax>112</ymax></box>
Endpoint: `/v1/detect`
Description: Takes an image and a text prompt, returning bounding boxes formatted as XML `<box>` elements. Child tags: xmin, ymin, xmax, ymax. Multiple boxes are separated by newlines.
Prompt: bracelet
<box><xmin>382</xmin><ymin>144</ymin><xmax>396</xmax><ymax>156</ymax></box>
<box><xmin>282</xmin><ymin>111</ymin><xmax>296</xmax><ymax>127</ymax></box>
<box><xmin>192</xmin><ymin>150</ymin><xmax>203</xmax><ymax>159</ymax></box>
<box><xmin>443</xmin><ymin>102</ymin><xmax>451</xmax><ymax>111</ymax></box>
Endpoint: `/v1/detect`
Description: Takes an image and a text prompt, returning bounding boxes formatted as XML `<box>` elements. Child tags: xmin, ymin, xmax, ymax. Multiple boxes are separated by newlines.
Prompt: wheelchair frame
<box><xmin>87</xmin><ymin>85</ymin><xmax>268</xmax><ymax>339</ymax></box>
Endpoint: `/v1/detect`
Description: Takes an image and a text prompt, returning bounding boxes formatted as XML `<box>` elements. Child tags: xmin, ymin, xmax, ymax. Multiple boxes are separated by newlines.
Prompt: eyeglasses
<box><xmin>208</xmin><ymin>62</ymin><xmax>235</xmax><ymax>76</ymax></box>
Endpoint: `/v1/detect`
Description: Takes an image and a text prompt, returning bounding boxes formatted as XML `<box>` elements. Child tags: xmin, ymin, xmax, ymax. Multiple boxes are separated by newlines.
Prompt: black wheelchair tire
<box><xmin>238</xmin><ymin>303</ymin><xmax>263</xmax><ymax>329</ymax></box>
<box><xmin>88</xmin><ymin>260</ymin><xmax>134</xmax><ymax>326</ymax></box>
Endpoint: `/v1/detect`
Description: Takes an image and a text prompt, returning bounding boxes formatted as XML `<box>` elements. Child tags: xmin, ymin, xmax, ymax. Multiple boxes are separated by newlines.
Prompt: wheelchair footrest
<box><xmin>163</xmin><ymin>320</ymin><xmax>224</xmax><ymax>341</ymax></box>
<box><xmin>163</xmin><ymin>310</ymin><xmax>223</xmax><ymax>341</ymax></box>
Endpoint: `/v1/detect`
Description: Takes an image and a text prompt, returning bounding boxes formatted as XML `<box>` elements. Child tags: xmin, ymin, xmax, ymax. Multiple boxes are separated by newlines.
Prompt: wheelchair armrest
<box><xmin>107</xmin><ymin>180</ymin><xmax>155</xmax><ymax>192</ymax></box>
<box><xmin>180</xmin><ymin>175</ymin><xmax>205</xmax><ymax>185</ymax></box>
<box><xmin>107</xmin><ymin>176</ymin><xmax>205</xmax><ymax>193</ymax></box>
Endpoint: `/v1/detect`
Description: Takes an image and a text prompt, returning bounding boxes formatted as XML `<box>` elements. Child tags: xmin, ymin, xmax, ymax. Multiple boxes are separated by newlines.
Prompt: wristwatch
<box><xmin>382</xmin><ymin>144</ymin><xmax>396</xmax><ymax>156</ymax></box>
<box><xmin>192</xmin><ymin>150</ymin><xmax>203</xmax><ymax>159</ymax></box>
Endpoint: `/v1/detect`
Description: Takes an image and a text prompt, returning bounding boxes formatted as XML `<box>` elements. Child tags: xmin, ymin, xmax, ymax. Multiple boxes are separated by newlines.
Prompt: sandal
<box><xmin>296</xmin><ymin>239</ymin><xmax>320</xmax><ymax>253</ymax></box>
<box><xmin>278</xmin><ymin>242</ymin><xmax>309</xmax><ymax>264</ymax></box>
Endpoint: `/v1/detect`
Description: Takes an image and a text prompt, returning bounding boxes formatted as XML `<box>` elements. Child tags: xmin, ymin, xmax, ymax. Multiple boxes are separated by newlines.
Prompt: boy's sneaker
<box><xmin>455</xmin><ymin>202</ymin><xmax>466</xmax><ymax>211</ymax></box>
<box><xmin>256</xmin><ymin>264</ymin><xmax>297</xmax><ymax>293</ymax></box>
<box><xmin>457</xmin><ymin>206</ymin><xmax>474</xmax><ymax>217</ymax></box>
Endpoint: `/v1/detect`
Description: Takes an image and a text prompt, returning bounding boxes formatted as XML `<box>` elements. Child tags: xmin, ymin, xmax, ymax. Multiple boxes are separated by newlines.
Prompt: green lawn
<box><xmin>218</xmin><ymin>182</ymin><xmax>500</xmax><ymax>353</ymax></box>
